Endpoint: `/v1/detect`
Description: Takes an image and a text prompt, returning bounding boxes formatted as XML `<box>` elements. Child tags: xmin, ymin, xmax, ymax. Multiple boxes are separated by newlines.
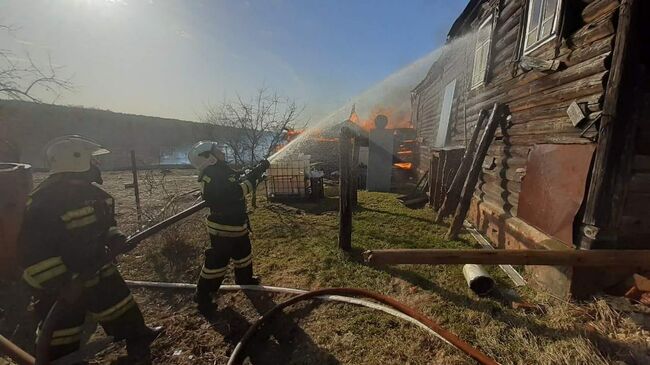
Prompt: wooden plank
<box><xmin>338</xmin><ymin>127</ymin><xmax>353</xmax><ymax>251</ymax></box>
<box><xmin>351</xmin><ymin>137</ymin><xmax>360</xmax><ymax>206</ymax></box>
<box><xmin>447</xmin><ymin>103</ymin><xmax>507</xmax><ymax>240</ymax></box>
<box><xmin>582</xmin><ymin>0</ymin><xmax>620</xmax><ymax>23</ymax></box>
<box><xmin>363</xmin><ymin>248</ymin><xmax>650</xmax><ymax>267</ymax></box>
<box><xmin>580</xmin><ymin>0</ymin><xmax>637</xmax><ymax>248</ymax></box>
<box><xmin>435</xmin><ymin>109</ymin><xmax>489</xmax><ymax>222</ymax></box>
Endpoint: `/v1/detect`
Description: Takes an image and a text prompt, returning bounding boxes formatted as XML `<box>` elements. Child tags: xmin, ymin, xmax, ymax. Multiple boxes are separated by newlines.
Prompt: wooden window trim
<box><xmin>523</xmin><ymin>0</ymin><xmax>563</xmax><ymax>55</ymax></box>
<box><xmin>471</xmin><ymin>15</ymin><xmax>494</xmax><ymax>90</ymax></box>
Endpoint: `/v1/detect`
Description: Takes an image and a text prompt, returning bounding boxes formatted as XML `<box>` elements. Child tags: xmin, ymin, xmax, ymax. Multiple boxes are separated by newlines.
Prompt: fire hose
<box><xmin>124</xmin><ymin>281</ymin><xmax>498</xmax><ymax>365</ymax></box>
<box><xmin>0</xmin><ymin>334</ymin><xmax>35</xmax><ymax>365</ymax></box>
<box><xmin>226</xmin><ymin>288</ymin><xmax>498</xmax><ymax>365</ymax></box>
<box><xmin>7</xmin><ymin>194</ymin><xmax>500</xmax><ymax>365</ymax></box>
<box><xmin>33</xmin><ymin>201</ymin><xmax>208</xmax><ymax>365</ymax></box>
<box><xmin>20</xmin><ymin>197</ymin><xmax>498</xmax><ymax>365</ymax></box>
<box><xmin>24</xmin><ymin>160</ymin><xmax>270</xmax><ymax>364</ymax></box>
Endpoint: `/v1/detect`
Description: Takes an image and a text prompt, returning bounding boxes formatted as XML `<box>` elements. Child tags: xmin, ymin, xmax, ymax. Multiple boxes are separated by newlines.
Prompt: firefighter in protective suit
<box><xmin>188</xmin><ymin>141</ymin><xmax>269</xmax><ymax>314</ymax></box>
<box><xmin>19</xmin><ymin>135</ymin><xmax>162</xmax><ymax>363</ymax></box>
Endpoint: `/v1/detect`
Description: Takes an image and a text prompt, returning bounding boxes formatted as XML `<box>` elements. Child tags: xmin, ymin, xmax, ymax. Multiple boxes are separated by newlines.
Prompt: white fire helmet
<box><xmin>188</xmin><ymin>141</ymin><xmax>225</xmax><ymax>172</ymax></box>
<box><xmin>44</xmin><ymin>135</ymin><xmax>110</xmax><ymax>174</ymax></box>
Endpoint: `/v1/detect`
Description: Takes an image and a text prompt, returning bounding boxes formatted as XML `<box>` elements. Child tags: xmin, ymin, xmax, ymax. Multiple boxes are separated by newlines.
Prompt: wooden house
<box><xmin>411</xmin><ymin>0</ymin><xmax>649</xmax><ymax>298</ymax></box>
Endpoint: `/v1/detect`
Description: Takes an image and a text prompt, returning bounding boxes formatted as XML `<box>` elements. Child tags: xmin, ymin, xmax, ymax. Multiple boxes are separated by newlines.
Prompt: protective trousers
<box><xmin>34</xmin><ymin>264</ymin><xmax>146</xmax><ymax>361</ymax></box>
<box><xmin>196</xmin><ymin>233</ymin><xmax>254</xmax><ymax>295</ymax></box>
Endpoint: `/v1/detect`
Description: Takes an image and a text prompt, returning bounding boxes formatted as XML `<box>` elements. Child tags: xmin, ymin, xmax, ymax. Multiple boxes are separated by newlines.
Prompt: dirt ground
<box><xmin>2</xmin><ymin>169</ymin><xmax>650</xmax><ymax>365</ymax></box>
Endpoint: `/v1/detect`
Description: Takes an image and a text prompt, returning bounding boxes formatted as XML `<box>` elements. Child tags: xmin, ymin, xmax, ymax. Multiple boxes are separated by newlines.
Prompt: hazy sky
<box><xmin>0</xmin><ymin>0</ymin><xmax>466</xmax><ymax>122</ymax></box>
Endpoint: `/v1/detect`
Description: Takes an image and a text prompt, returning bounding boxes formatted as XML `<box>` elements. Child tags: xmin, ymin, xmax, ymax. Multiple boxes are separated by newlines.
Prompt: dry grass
<box><xmin>1</xmin><ymin>169</ymin><xmax>649</xmax><ymax>365</ymax></box>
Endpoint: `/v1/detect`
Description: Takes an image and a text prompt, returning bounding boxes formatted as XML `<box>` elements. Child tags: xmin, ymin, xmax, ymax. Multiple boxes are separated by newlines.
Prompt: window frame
<box><xmin>470</xmin><ymin>15</ymin><xmax>494</xmax><ymax>90</ymax></box>
<box><xmin>523</xmin><ymin>0</ymin><xmax>563</xmax><ymax>55</ymax></box>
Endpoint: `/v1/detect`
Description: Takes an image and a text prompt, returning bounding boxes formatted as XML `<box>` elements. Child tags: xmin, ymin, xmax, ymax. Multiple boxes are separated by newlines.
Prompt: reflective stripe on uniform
<box><xmin>100</xmin><ymin>263</ymin><xmax>117</xmax><ymax>278</ymax></box>
<box><xmin>91</xmin><ymin>294</ymin><xmax>135</xmax><ymax>322</ymax></box>
<box><xmin>65</xmin><ymin>214</ymin><xmax>97</xmax><ymax>230</ymax></box>
<box><xmin>84</xmin><ymin>276</ymin><xmax>100</xmax><ymax>288</ymax></box>
<box><xmin>61</xmin><ymin>206</ymin><xmax>94</xmax><ymax>222</ymax></box>
<box><xmin>108</xmin><ymin>226</ymin><xmax>121</xmax><ymax>236</ymax></box>
<box><xmin>206</xmin><ymin>220</ymin><xmax>248</xmax><ymax>237</ymax></box>
<box><xmin>61</xmin><ymin>206</ymin><xmax>97</xmax><ymax>230</ymax></box>
<box><xmin>201</xmin><ymin>175</ymin><xmax>211</xmax><ymax>193</ymax></box>
<box><xmin>240</xmin><ymin>180</ymin><xmax>254</xmax><ymax>195</ymax></box>
<box><xmin>206</xmin><ymin>227</ymin><xmax>249</xmax><ymax>237</ymax></box>
<box><xmin>233</xmin><ymin>254</ymin><xmax>252</xmax><ymax>268</ymax></box>
<box><xmin>36</xmin><ymin>326</ymin><xmax>83</xmax><ymax>346</ymax></box>
<box><xmin>200</xmin><ymin>265</ymin><xmax>227</xmax><ymax>280</ymax></box>
<box><xmin>23</xmin><ymin>257</ymin><xmax>67</xmax><ymax>289</ymax></box>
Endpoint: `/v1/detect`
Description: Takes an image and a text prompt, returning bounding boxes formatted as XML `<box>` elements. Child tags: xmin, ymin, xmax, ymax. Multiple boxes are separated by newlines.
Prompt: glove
<box><xmin>259</xmin><ymin>159</ymin><xmax>271</xmax><ymax>171</ymax></box>
<box><xmin>107</xmin><ymin>227</ymin><xmax>128</xmax><ymax>255</ymax></box>
<box><xmin>247</xmin><ymin>160</ymin><xmax>270</xmax><ymax>184</ymax></box>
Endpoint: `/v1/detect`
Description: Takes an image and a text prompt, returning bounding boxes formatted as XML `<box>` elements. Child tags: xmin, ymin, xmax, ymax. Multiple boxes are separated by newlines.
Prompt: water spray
<box><xmin>269</xmin><ymin>33</ymin><xmax>475</xmax><ymax>162</ymax></box>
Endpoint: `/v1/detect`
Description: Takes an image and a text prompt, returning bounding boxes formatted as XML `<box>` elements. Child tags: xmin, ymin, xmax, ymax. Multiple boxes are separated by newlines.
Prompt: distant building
<box><xmin>0</xmin><ymin>100</ymin><xmax>241</xmax><ymax>170</ymax></box>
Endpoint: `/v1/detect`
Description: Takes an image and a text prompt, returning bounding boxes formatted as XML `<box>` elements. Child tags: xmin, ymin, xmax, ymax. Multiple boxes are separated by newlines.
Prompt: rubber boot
<box><xmin>235</xmin><ymin>275</ymin><xmax>260</xmax><ymax>286</ymax></box>
<box><xmin>193</xmin><ymin>291</ymin><xmax>217</xmax><ymax>317</ymax></box>
<box><xmin>126</xmin><ymin>326</ymin><xmax>164</xmax><ymax>364</ymax></box>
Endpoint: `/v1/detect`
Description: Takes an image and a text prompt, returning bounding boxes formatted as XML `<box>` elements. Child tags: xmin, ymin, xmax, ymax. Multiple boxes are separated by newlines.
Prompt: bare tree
<box><xmin>202</xmin><ymin>87</ymin><xmax>303</xmax><ymax>166</ymax></box>
<box><xmin>0</xmin><ymin>24</ymin><xmax>72</xmax><ymax>102</ymax></box>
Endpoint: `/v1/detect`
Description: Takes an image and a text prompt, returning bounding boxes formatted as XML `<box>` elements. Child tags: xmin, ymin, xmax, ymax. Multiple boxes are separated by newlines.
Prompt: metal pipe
<box><xmin>463</xmin><ymin>221</ymin><xmax>525</xmax><ymax>287</ymax></box>
<box><xmin>226</xmin><ymin>287</ymin><xmax>499</xmax><ymax>365</ymax></box>
<box><xmin>129</xmin><ymin>150</ymin><xmax>142</xmax><ymax>225</ymax></box>
<box><xmin>1</xmin><ymin>335</ymin><xmax>35</xmax><ymax>365</ymax></box>
<box><xmin>124</xmin><ymin>200</ymin><xmax>207</xmax><ymax>248</ymax></box>
<box><xmin>462</xmin><ymin>264</ymin><xmax>495</xmax><ymax>296</ymax></box>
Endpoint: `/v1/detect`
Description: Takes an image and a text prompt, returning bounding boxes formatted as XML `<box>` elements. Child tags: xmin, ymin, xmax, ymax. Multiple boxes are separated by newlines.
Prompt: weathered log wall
<box><xmin>412</xmin><ymin>0</ymin><xmax>622</xmax><ymax>250</ymax></box>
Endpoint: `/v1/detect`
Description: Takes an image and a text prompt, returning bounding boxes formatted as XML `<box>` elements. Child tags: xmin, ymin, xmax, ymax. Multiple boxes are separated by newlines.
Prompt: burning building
<box><xmin>278</xmin><ymin>105</ymin><xmax>417</xmax><ymax>192</ymax></box>
<box><xmin>411</xmin><ymin>0</ymin><xmax>650</xmax><ymax>298</ymax></box>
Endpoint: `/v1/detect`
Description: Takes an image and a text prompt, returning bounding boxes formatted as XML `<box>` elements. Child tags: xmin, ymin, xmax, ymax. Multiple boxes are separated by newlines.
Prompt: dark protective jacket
<box><xmin>199</xmin><ymin>161</ymin><xmax>255</xmax><ymax>237</ymax></box>
<box><xmin>20</xmin><ymin>173</ymin><xmax>121</xmax><ymax>291</ymax></box>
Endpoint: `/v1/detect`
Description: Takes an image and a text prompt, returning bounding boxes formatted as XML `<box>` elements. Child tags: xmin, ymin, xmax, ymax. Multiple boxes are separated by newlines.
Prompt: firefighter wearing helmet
<box><xmin>188</xmin><ymin>141</ymin><xmax>269</xmax><ymax>315</ymax></box>
<box><xmin>19</xmin><ymin>135</ymin><xmax>162</xmax><ymax>363</ymax></box>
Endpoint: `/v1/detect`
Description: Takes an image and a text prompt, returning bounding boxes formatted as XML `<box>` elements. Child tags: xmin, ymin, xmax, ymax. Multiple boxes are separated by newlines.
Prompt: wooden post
<box><xmin>363</xmin><ymin>248</ymin><xmax>650</xmax><ymax>267</ymax></box>
<box><xmin>435</xmin><ymin>109</ymin><xmax>489</xmax><ymax>223</ymax></box>
<box><xmin>428</xmin><ymin>154</ymin><xmax>438</xmax><ymax>207</ymax></box>
<box><xmin>129</xmin><ymin>150</ymin><xmax>142</xmax><ymax>225</ymax></box>
<box><xmin>446</xmin><ymin>103</ymin><xmax>505</xmax><ymax>240</ymax></box>
<box><xmin>579</xmin><ymin>0</ymin><xmax>638</xmax><ymax>249</ymax></box>
<box><xmin>351</xmin><ymin>137</ymin><xmax>360</xmax><ymax>207</ymax></box>
<box><xmin>338</xmin><ymin>128</ymin><xmax>353</xmax><ymax>251</ymax></box>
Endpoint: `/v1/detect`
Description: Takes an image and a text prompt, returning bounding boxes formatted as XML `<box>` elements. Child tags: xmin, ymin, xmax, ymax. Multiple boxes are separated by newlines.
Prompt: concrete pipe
<box><xmin>0</xmin><ymin>163</ymin><xmax>33</xmax><ymax>280</ymax></box>
<box><xmin>462</xmin><ymin>264</ymin><xmax>495</xmax><ymax>296</ymax></box>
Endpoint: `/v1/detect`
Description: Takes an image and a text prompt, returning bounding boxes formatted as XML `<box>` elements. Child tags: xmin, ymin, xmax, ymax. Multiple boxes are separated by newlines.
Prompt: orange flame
<box><xmin>393</xmin><ymin>162</ymin><xmax>413</xmax><ymax>170</ymax></box>
<box><xmin>349</xmin><ymin>106</ymin><xmax>413</xmax><ymax>131</ymax></box>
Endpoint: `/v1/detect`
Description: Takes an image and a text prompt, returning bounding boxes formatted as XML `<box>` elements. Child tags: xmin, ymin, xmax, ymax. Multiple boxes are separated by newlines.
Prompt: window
<box><xmin>435</xmin><ymin>79</ymin><xmax>456</xmax><ymax>148</ymax></box>
<box><xmin>471</xmin><ymin>16</ymin><xmax>493</xmax><ymax>89</ymax></box>
<box><xmin>524</xmin><ymin>0</ymin><xmax>562</xmax><ymax>54</ymax></box>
